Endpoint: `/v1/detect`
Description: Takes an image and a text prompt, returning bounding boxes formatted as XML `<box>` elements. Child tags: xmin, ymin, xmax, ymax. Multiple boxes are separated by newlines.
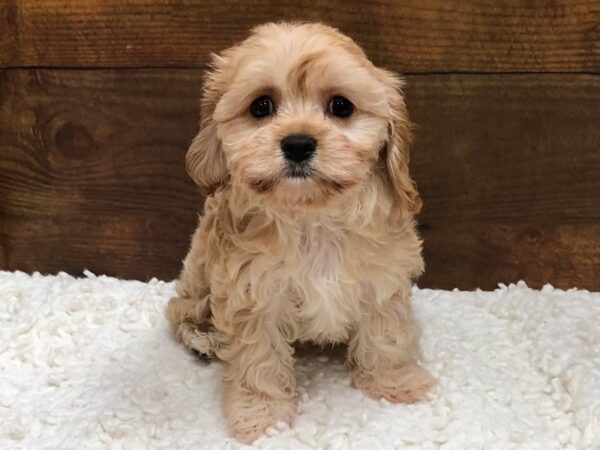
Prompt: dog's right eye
<box><xmin>328</xmin><ymin>96</ymin><xmax>354</xmax><ymax>118</ymax></box>
<box><xmin>250</xmin><ymin>96</ymin><xmax>275</xmax><ymax>118</ymax></box>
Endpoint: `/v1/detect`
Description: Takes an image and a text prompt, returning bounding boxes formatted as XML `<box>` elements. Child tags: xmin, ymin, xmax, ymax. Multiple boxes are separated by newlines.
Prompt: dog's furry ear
<box><xmin>378</xmin><ymin>69</ymin><xmax>422</xmax><ymax>214</ymax></box>
<box><xmin>186</xmin><ymin>56</ymin><xmax>229</xmax><ymax>195</ymax></box>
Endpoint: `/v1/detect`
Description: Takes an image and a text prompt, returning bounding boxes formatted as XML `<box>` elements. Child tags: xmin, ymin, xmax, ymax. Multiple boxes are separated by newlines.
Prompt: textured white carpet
<box><xmin>1</xmin><ymin>271</ymin><xmax>599</xmax><ymax>449</ymax></box>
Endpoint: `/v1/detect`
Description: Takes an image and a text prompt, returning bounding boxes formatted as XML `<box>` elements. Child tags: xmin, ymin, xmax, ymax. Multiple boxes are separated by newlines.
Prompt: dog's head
<box><xmin>187</xmin><ymin>22</ymin><xmax>421</xmax><ymax>212</ymax></box>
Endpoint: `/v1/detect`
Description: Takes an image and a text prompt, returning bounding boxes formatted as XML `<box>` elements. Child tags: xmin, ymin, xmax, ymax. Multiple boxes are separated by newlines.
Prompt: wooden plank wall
<box><xmin>1</xmin><ymin>0</ymin><xmax>599</xmax><ymax>289</ymax></box>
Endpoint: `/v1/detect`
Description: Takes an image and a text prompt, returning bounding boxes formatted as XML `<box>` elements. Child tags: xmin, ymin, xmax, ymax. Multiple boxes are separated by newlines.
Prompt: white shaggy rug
<box><xmin>1</xmin><ymin>271</ymin><xmax>599</xmax><ymax>450</ymax></box>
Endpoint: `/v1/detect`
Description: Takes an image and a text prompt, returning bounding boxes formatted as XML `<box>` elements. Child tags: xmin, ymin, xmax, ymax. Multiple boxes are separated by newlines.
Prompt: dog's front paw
<box><xmin>352</xmin><ymin>363</ymin><xmax>435</xmax><ymax>404</ymax></box>
<box><xmin>223</xmin><ymin>389</ymin><xmax>298</xmax><ymax>443</ymax></box>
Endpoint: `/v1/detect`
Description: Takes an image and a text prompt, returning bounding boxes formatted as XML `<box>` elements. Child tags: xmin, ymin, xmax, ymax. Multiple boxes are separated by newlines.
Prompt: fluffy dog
<box><xmin>166</xmin><ymin>22</ymin><xmax>434</xmax><ymax>443</ymax></box>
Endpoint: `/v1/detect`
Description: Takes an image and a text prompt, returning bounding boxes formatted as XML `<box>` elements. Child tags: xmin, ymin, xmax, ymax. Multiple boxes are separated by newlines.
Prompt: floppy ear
<box><xmin>186</xmin><ymin>57</ymin><xmax>229</xmax><ymax>195</ymax></box>
<box><xmin>378</xmin><ymin>69</ymin><xmax>422</xmax><ymax>214</ymax></box>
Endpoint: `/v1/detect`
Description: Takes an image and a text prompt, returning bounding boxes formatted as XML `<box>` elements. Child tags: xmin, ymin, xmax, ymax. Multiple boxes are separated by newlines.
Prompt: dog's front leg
<box><xmin>348</xmin><ymin>283</ymin><xmax>435</xmax><ymax>403</ymax></box>
<box><xmin>216</xmin><ymin>304</ymin><xmax>297</xmax><ymax>443</ymax></box>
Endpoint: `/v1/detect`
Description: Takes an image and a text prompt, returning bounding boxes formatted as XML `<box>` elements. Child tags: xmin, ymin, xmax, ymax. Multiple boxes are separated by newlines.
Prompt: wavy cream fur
<box><xmin>166</xmin><ymin>22</ymin><xmax>434</xmax><ymax>443</ymax></box>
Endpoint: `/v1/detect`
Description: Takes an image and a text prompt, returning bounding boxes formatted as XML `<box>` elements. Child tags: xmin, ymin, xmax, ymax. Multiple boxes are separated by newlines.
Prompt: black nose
<box><xmin>281</xmin><ymin>134</ymin><xmax>317</xmax><ymax>162</ymax></box>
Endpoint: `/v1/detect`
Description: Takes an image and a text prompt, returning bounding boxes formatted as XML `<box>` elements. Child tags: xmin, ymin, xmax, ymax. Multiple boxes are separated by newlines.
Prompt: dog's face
<box><xmin>187</xmin><ymin>22</ymin><xmax>421</xmax><ymax>211</ymax></box>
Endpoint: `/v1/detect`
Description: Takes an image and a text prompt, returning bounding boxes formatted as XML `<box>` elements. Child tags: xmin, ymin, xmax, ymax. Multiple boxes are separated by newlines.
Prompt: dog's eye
<box><xmin>250</xmin><ymin>96</ymin><xmax>275</xmax><ymax>118</ymax></box>
<box><xmin>328</xmin><ymin>96</ymin><xmax>354</xmax><ymax>118</ymax></box>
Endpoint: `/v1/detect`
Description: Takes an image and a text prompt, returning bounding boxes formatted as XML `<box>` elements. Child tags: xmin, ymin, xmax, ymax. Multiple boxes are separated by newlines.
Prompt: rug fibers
<box><xmin>1</xmin><ymin>271</ymin><xmax>599</xmax><ymax>449</ymax></box>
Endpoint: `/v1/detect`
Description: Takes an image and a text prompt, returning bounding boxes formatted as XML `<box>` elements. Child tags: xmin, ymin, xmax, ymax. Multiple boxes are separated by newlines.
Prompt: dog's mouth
<box><xmin>247</xmin><ymin>162</ymin><xmax>355</xmax><ymax>203</ymax></box>
<box><xmin>285</xmin><ymin>161</ymin><xmax>313</xmax><ymax>179</ymax></box>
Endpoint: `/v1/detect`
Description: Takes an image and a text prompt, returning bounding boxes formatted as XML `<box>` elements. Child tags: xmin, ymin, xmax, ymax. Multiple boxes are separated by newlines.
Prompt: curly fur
<box><xmin>166</xmin><ymin>22</ymin><xmax>434</xmax><ymax>443</ymax></box>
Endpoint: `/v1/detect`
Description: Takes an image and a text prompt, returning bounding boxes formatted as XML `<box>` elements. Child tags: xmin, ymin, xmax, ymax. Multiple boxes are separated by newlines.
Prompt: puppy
<box><xmin>166</xmin><ymin>22</ymin><xmax>434</xmax><ymax>443</ymax></box>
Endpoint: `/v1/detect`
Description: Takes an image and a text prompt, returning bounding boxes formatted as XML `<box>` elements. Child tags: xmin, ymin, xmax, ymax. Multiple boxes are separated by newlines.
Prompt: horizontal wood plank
<box><xmin>0</xmin><ymin>68</ymin><xmax>204</xmax><ymax>280</ymax></box>
<box><xmin>419</xmin><ymin>223</ymin><xmax>600</xmax><ymax>290</ymax></box>
<box><xmin>1</xmin><ymin>69</ymin><xmax>599</xmax><ymax>288</ymax></box>
<box><xmin>2</xmin><ymin>0</ymin><xmax>599</xmax><ymax>72</ymax></box>
<box><xmin>406</xmin><ymin>73</ymin><xmax>600</xmax><ymax>224</ymax></box>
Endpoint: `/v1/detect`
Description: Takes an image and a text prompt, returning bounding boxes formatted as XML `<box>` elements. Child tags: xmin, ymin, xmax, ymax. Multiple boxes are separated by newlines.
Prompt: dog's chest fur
<box><xmin>204</xmin><ymin>186</ymin><xmax>422</xmax><ymax>346</ymax></box>
<box><xmin>267</xmin><ymin>216</ymin><xmax>404</xmax><ymax>344</ymax></box>
<box><xmin>287</xmin><ymin>223</ymin><xmax>356</xmax><ymax>342</ymax></box>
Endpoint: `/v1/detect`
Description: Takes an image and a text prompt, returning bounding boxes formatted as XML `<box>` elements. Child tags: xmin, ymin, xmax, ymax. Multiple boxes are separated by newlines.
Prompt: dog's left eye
<box><xmin>250</xmin><ymin>96</ymin><xmax>275</xmax><ymax>118</ymax></box>
<box><xmin>328</xmin><ymin>96</ymin><xmax>354</xmax><ymax>118</ymax></box>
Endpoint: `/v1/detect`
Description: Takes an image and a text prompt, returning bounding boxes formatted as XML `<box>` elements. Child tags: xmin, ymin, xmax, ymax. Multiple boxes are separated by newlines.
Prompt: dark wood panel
<box><xmin>1</xmin><ymin>69</ymin><xmax>599</xmax><ymax>289</ymax></box>
<box><xmin>0</xmin><ymin>0</ymin><xmax>18</xmax><ymax>66</ymax></box>
<box><xmin>2</xmin><ymin>0</ymin><xmax>599</xmax><ymax>72</ymax></box>
<box><xmin>0</xmin><ymin>69</ymin><xmax>204</xmax><ymax>280</ymax></box>
<box><xmin>419</xmin><ymin>224</ymin><xmax>600</xmax><ymax>290</ymax></box>
<box><xmin>407</xmin><ymin>74</ymin><xmax>600</xmax><ymax>225</ymax></box>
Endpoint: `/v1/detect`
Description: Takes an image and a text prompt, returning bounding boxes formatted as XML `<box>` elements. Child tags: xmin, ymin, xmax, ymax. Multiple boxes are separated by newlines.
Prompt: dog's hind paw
<box><xmin>176</xmin><ymin>321</ymin><xmax>221</xmax><ymax>358</ymax></box>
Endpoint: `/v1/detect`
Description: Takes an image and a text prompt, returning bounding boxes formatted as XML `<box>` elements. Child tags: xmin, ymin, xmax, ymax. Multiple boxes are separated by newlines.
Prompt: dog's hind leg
<box><xmin>165</xmin><ymin>215</ymin><xmax>224</xmax><ymax>357</ymax></box>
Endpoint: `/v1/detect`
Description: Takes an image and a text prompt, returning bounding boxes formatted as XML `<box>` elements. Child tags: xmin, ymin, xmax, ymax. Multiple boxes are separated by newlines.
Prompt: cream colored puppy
<box><xmin>167</xmin><ymin>22</ymin><xmax>434</xmax><ymax>443</ymax></box>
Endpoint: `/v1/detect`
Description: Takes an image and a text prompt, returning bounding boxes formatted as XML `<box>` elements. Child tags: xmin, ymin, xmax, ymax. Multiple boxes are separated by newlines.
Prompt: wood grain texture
<box><xmin>2</xmin><ymin>0</ymin><xmax>599</xmax><ymax>72</ymax></box>
<box><xmin>419</xmin><ymin>224</ymin><xmax>600</xmax><ymax>290</ymax></box>
<box><xmin>0</xmin><ymin>69</ymin><xmax>204</xmax><ymax>280</ymax></box>
<box><xmin>408</xmin><ymin>73</ymin><xmax>600</xmax><ymax>289</ymax></box>
<box><xmin>406</xmin><ymin>74</ymin><xmax>600</xmax><ymax>224</ymax></box>
<box><xmin>1</xmin><ymin>69</ymin><xmax>599</xmax><ymax>288</ymax></box>
<box><xmin>0</xmin><ymin>0</ymin><xmax>18</xmax><ymax>66</ymax></box>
